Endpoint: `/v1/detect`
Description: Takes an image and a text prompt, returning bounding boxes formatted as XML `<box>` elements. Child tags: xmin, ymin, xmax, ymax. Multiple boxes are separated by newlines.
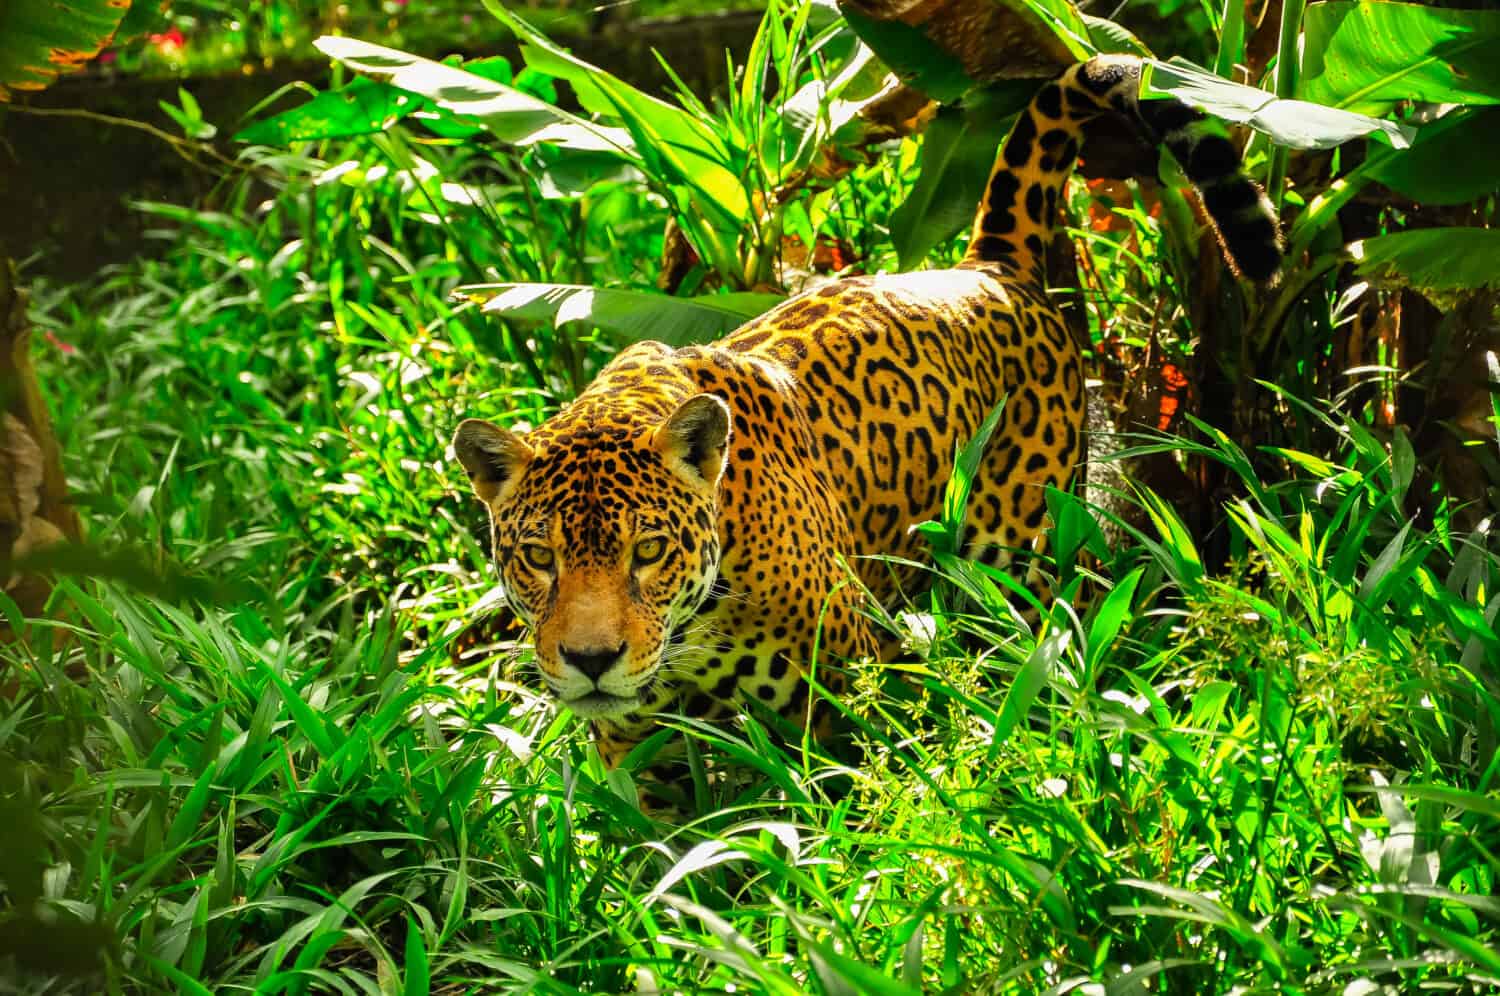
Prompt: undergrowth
<box><xmin>4</xmin><ymin>16</ymin><xmax>1499</xmax><ymax>995</ymax></box>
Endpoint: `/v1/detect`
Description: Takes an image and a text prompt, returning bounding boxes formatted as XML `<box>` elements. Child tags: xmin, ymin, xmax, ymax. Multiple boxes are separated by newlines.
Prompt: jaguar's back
<box><xmin>453</xmin><ymin>55</ymin><xmax>1280</xmax><ymax>771</ymax></box>
<box><xmin>717</xmin><ymin>55</ymin><xmax>1279</xmax><ymax>603</ymax></box>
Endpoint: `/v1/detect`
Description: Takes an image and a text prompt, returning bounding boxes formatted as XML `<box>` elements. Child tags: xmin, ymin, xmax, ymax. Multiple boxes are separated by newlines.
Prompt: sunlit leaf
<box><xmin>458</xmin><ymin>283</ymin><xmax>783</xmax><ymax>346</ymax></box>
<box><xmin>839</xmin><ymin>7</ymin><xmax>976</xmax><ymax>104</ymax></box>
<box><xmin>313</xmin><ymin>36</ymin><xmax>635</xmax><ymax>154</ymax></box>
<box><xmin>991</xmin><ymin>628</ymin><xmax>1068</xmax><ymax>751</ymax></box>
<box><xmin>1141</xmin><ymin>59</ymin><xmax>1413</xmax><ymax>150</ymax></box>
<box><xmin>1301</xmin><ymin>1</ymin><xmax>1500</xmax><ymax>112</ymax></box>
<box><xmin>532</xmin><ymin>148</ymin><xmax>642</xmax><ymax>200</ymax></box>
<box><xmin>779</xmin><ymin>42</ymin><xmax>902</xmax><ymax>180</ymax></box>
<box><xmin>1116</xmin><ymin>879</ymin><xmax>1287</xmax><ymax>971</ymax></box>
<box><xmin>1348</xmin><ymin>782</ymin><xmax>1500</xmax><ymax>820</ymax></box>
<box><xmin>480</xmin><ymin>2</ymin><xmax>750</xmax><ymax>229</ymax></box>
<box><xmin>1085</xmin><ymin>567</ymin><xmax>1143</xmax><ymax>675</ymax></box>
<box><xmin>645</xmin><ymin>840</ymin><xmax>751</xmax><ymax>906</ymax></box>
<box><xmin>236</xmin><ymin>79</ymin><xmax>429</xmax><ymax>144</ymax></box>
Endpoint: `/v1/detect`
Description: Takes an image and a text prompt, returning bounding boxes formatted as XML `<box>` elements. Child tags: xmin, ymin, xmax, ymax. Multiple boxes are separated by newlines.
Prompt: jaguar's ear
<box><xmin>452</xmin><ymin>419</ymin><xmax>532</xmax><ymax>503</ymax></box>
<box><xmin>655</xmin><ymin>394</ymin><xmax>731</xmax><ymax>489</ymax></box>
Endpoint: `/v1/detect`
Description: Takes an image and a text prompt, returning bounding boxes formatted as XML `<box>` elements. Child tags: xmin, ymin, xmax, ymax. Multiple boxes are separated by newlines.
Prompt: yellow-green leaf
<box><xmin>0</xmin><ymin>0</ymin><xmax>130</xmax><ymax>101</ymax></box>
<box><xmin>1300</xmin><ymin>1</ymin><xmax>1500</xmax><ymax>112</ymax></box>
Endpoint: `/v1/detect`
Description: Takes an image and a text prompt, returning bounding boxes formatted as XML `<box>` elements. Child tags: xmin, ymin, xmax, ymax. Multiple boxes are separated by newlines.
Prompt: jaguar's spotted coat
<box><xmin>453</xmin><ymin>55</ymin><xmax>1280</xmax><ymax>767</ymax></box>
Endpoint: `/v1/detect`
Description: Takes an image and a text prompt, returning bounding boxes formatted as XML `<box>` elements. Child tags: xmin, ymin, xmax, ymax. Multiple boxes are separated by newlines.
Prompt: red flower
<box><xmin>149</xmin><ymin>27</ymin><xmax>186</xmax><ymax>53</ymax></box>
<box><xmin>43</xmin><ymin>330</ymin><xmax>77</xmax><ymax>356</ymax></box>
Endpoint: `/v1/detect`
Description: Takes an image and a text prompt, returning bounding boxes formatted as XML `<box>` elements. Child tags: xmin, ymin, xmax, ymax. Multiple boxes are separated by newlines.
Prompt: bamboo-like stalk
<box><xmin>1264</xmin><ymin>0</ymin><xmax>1306</xmax><ymax>213</ymax></box>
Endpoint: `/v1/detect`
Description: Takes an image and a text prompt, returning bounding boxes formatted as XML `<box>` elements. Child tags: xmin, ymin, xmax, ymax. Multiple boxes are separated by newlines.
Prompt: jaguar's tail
<box><xmin>961</xmin><ymin>55</ymin><xmax>1281</xmax><ymax>283</ymax></box>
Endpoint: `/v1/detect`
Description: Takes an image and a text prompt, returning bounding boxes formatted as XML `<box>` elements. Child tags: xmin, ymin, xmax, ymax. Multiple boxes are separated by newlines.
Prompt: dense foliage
<box><xmin>3</xmin><ymin>0</ymin><xmax>1498</xmax><ymax>992</ymax></box>
<box><xmin>91</xmin><ymin>0</ymin><xmax>764</xmax><ymax>78</ymax></box>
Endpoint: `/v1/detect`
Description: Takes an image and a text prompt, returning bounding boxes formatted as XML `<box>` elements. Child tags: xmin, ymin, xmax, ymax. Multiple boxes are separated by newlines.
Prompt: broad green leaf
<box><xmin>312</xmin><ymin>36</ymin><xmax>635</xmax><ymax>155</ymax></box>
<box><xmin>1352</xmin><ymin>228</ymin><xmax>1500</xmax><ymax>296</ymax></box>
<box><xmin>1132</xmin><ymin>482</ymin><xmax>1204</xmax><ymax>588</ymax></box>
<box><xmin>1340</xmin><ymin>901</ymin><xmax>1500</xmax><ymax>976</ymax></box>
<box><xmin>480</xmin><ymin>2</ymin><xmax>749</xmax><ymax>230</ymax></box>
<box><xmin>1301</xmin><ymin>1</ymin><xmax>1500</xmax><ymax>112</ymax></box>
<box><xmin>838</xmin><ymin>0</ymin><xmax>1090</xmax><ymax>103</ymax></box>
<box><xmin>116</xmin><ymin>0</ymin><xmax>167</xmax><ymax>37</ymax></box>
<box><xmin>839</xmin><ymin>8</ymin><xmax>975</xmax><ymax>103</ymax></box>
<box><xmin>1365</xmin><ymin>106</ymin><xmax>1500</xmax><ymax>206</ymax></box>
<box><xmin>1082</xmin><ymin>14</ymin><xmax>1152</xmax><ymax>58</ymax></box>
<box><xmin>890</xmin><ymin>93</ymin><xmax>1023</xmax><ymax>269</ymax></box>
<box><xmin>245</xmin><ymin>651</ymin><xmax>340</xmax><ymax>760</ymax></box>
<box><xmin>1105</xmin><ymin>961</ymin><xmax>1209</xmax><ymax>994</ymax></box>
<box><xmin>180</xmin><ymin>884</ymin><xmax>211</xmax><ymax>979</ymax></box>
<box><xmin>159</xmin><ymin>88</ymin><xmax>216</xmax><ymax>141</ymax></box>
<box><xmin>1140</xmin><ymin>59</ymin><xmax>1413</xmax><ymax>150</ymax></box>
<box><xmin>533</xmin><ymin>148</ymin><xmax>641</xmax><ymax>200</ymax></box>
<box><xmin>0</xmin><ymin>0</ymin><xmax>127</xmax><ymax>101</ymax></box>
<box><xmin>458</xmin><ymin>283</ymin><xmax>783</xmax><ymax>346</ymax></box>
<box><xmin>487</xmin><ymin>3</ymin><xmax>715</xmax><ymax>141</ymax></box>
<box><xmin>235</xmin><ymin>79</ymin><xmax>428</xmax><ymax>145</ymax></box>
<box><xmin>1390</xmin><ymin>426</ymin><xmax>1415</xmax><ymax>511</ymax></box>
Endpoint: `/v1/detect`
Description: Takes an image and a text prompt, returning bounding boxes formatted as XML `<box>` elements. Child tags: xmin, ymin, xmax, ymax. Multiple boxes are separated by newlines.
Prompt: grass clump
<box><xmin>7</xmin><ymin>287</ymin><xmax>1497</xmax><ymax>989</ymax></box>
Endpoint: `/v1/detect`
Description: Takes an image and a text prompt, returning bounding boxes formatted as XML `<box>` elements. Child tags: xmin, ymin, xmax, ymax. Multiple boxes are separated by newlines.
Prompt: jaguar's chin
<box><xmin>561</xmin><ymin>690</ymin><xmax>639</xmax><ymax>719</ymax></box>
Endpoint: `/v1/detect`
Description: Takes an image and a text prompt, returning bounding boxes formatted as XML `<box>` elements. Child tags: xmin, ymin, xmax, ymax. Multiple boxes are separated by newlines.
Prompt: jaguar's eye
<box><xmin>519</xmin><ymin>544</ymin><xmax>555</xmax><ymax>572</ymax></box>
<box><xmin>633</xmin><ymin>536</ymin><xmax>667</xmax><ymax>567</ymax></box>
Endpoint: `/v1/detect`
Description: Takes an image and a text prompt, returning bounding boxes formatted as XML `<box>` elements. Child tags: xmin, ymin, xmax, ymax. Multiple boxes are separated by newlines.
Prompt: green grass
<box><xmin>5</xmin><ymin>39</ymin><xmax>1500</xmax><ymax>995</ymax></box>
<box><xmin>7</xmin><ymin>415</ymin><xmax>1497</xmax><ymax>992</ymax></box>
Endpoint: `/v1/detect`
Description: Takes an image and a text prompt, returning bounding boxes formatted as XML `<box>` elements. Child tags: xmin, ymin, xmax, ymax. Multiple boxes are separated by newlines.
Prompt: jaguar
<box><xmin>453</xmin><ymin>54</ymin><xmax>1280</xmax><ymax>770</ymax></box>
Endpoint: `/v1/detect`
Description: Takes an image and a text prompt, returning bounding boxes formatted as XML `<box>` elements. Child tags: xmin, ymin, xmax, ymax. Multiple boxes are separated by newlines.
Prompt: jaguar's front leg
<box><xmin>592</xmin><ymin>714</ymin><xmax>698</xmax><ymax>819</ymax></box>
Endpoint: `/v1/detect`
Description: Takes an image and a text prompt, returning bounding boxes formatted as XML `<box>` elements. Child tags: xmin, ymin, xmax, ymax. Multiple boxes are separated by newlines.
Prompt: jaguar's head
<box><xmin>453</xmin><ymin>394</ymin><xmax>729</xmax><ymax>718</ymax></box>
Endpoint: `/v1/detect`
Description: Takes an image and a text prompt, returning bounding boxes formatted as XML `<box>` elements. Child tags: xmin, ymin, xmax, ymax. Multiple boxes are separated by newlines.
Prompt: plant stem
<box><xmin>1214</xmin><ymin>0</ymin><xmax>1247</xmax><ymax>80</ymax></box>
<box><xmin>1265</xmin><ymin>0</ymin><xmax>1306</xmax><ymax>213</ymax></box>
<box><xmin>5</xmin><ymin>104</ymin><xmax>257</xmax><ymax>178</ymax></box>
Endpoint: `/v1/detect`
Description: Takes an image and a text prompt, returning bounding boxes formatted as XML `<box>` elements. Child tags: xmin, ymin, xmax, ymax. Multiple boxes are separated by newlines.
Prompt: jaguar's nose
<box><xmin>559</xmin><ymin>643</ymin><xmax>626</xmax><ymax>680</ymax></box>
